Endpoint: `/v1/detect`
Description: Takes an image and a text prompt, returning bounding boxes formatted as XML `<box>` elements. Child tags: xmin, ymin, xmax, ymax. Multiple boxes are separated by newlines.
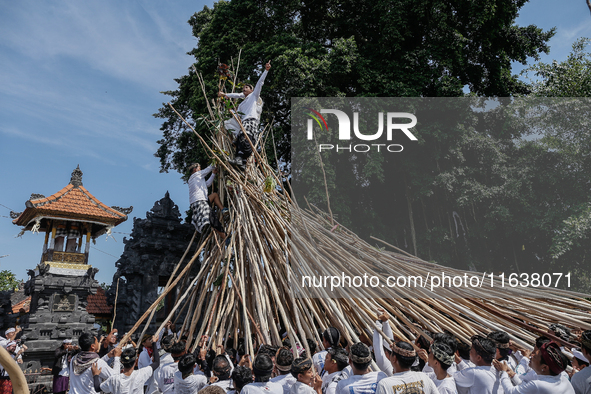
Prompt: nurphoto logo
<box><xmin>305</xmin><ymin>108</ymin><xmax>418</xmax><ymax>152</ymax></box>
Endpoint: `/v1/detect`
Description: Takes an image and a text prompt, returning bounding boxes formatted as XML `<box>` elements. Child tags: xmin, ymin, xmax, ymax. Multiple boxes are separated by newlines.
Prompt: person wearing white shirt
<box><xmin>336</xmin><ymin>342</ymin><xmax>386</xmax><ymax>394</ymax></box>
<box><xmin>493</xmin><ymin>341</ymin><xmax>574</xmax><ymax>394</ymax></box>
<box><xmin>241</xmin><ymin>354</ymin><xmax>283</xmax><ymax>394</ymax></box>
<box><xmin>69</xmin><ymin>332</ymin><xmax>122</xmax><ymax>394</ymax></box>
<box><xmin>375</xmin><ymin>341</ymin><xmax>437</xmax><ymax>394</ymax></box>
<box><xmin>174</xmin><ymin>354</ymin><xmax>208</xmax><ymax>394</ymax></box>
<box><xmin>208</xmin><ymin>355</ymin><xmax>235</xmax><ymax>392</ymax></box>
<box><xmin>271</xmin><ymin>347</ymin><xmax>297</xmax><ymax>394</ymax></box>
<box><xmin>313</xmin><ymin>328</ymin><xmax>341</xmax><ymax>376</ymax></box>
<box><xmin>452</xmin><ymin>335</ymin><xmax>503</xmax><ymax>394</ymax></box>
<box><xmin>219</xmin><ymin>61</ymin><xmax>271</xmax><ymax>170</ymax></box>
<box><xmin>290</xmin><ymin>357</ymin><xmax>322</xmax><ymax>394</ymax></box>
<box><xmin>92</xmin><ymin>336</ymin><xmax>160</xmax><ymax>394</ymax></box>
<box><xmin>154</xmin><ymin>342</ymin><xmax>186</xmax><ymax>394</ymax></box>
<box><xmin>187</xmin><ymin>163</ymin><xmax>226</xmax><ymax>237</ymax></box>
<box><xmin>487</xmin><ymin>332</ymin><xmax>517</xmax><ymax>372</ymax></box>
<box><xmin>572</xmin><ymin>330</ymin><xmax>591</xmax><ymax>394</ymax></box>
<box><xmin>321</xmin><ymin>348</ymin><xmax>348</xmax><ymax>394</ymax></box>
<box><xmin>417</xmin><ymin>342</ymin><xmax>457</xmax><ymax>394</ymax></box>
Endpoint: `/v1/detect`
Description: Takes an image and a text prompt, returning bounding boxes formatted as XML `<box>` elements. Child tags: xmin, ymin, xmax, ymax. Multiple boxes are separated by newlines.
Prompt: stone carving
<box><xmin>111</xmin><ymin>206</ymin><xmax>134</xmax><ymax>215</ymax></box>
<box><xmin>10</xmin><ymin>211</ymin><xmax>22</xmax><ymax>219</ymax></box>
<box><xmin>70</xmin><ymin>165</ymin><xmax>83</xmax><ymax>187</ymax></box>
<box><xmin>30</xmin><ymin>193</ymin><xmax>45</xmax><ymax>200</ymax></box>
<box><xmin>107</xmin><ymin>193</ymin><xmax>199</xmax><ymax>335</ymax></box>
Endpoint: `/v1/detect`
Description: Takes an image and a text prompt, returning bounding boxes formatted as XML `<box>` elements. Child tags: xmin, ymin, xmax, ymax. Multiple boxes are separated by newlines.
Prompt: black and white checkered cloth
<box><xmin>242</xmin><ymin>118</ymin><xmax>261</xmax><ymax>145</ymax></box>
<box><xmin>191</xmin><ymin>201</ymin><xmax>211</xmax><ymax>233</ymax></box>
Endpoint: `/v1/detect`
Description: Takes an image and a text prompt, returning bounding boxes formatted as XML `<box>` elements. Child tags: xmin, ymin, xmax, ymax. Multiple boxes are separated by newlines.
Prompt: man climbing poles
<box><xmin>219</xmin><ymin>61</ymin><xmax>271</xmax><ymax>171</ymax></box>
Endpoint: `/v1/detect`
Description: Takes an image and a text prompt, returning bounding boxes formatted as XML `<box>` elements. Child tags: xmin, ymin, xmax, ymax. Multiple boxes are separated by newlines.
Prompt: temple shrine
<box><xmin>10</xmin><ymin>166</ymin><xmax>131</xmax><ymax>370</ymax></box>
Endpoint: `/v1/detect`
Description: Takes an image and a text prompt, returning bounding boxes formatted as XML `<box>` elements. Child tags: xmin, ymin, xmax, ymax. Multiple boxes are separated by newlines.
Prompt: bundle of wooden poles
<box><xmin>119</xmin><ymin>59</ymin><xmax>591</xmax><ymax>359</ymax></box>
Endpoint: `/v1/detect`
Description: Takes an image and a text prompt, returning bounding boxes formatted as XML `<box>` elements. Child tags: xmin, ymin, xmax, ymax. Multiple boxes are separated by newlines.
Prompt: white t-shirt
<box><xmin>174</xmin><ymin>371</ymin><xmax>208</xmax><ymax>394</ymax></box>
<box><xmin>314</xmin><ymin>351</ymin><xmax>328</xmax><ymax>376</ymax></box>
<box><xmin>241</xmin><ymin>381</ymin><xmax>284</xmax><ymax>394</ymax></box>
<box><xmin>424</xmin><ymin>372</ymin><xmax>457</xmax><ymax>394</ymax></box>
<box><xmin>147</xmin><ymin>354</ymin><xmax>174</xmax><ymax>394</ymax></box>
<box><xmin>69</xmin><ymin>356</ymin><xmax>120</xmax><ymax>394</ymax></box>
<box><xmin>375</xmin><ymin>371</ymin><xmax>438</xmax><ymax>394</ymax></box>
<box><xmin>453</xmin><ymin>364</ymin><xmax>503</xmax><ymax>394</ymax></box>
<box><xmin>100</xmin><ymin>367</ymin><xmax>153</xmax><ymax>394</ymax></box>
<box><xmin>188</xmin><ymin>166</ymin><xmax>215</xmax><ymax>204</ymax></box>
<box><xmin>290</xmin><ymin>381</ymin><xmax>316</xmax><ymax>394</ymax></box>
<box><xmin>271</xmin><ymin>373</ymin><xmax>297</xmax><ymax>394</ymax></box>
<box><xmin>335</xmin><ymin>371</ymin><xmax>387</xmax><ymax>394</ymax></box>
<box><xmin>500</xmin><ymin>371</ymin><xmax>574</xmax><ymax>394</ymax></box>
<box><xmin>154</xmin><ymin>362</ymin><xmax>178</xmax><ymax>394</ymax></box>
<box><xmin>225</xmin><ymin>70</ymin><xmax>268</xmax><ymax>122</ymax></box>
<box><xmin>422</xmin><ymin>362</ymin><xmax>457</xmax><ymax>375</ymax></box>
<box><xmin>322</xmin><ymin>371</ymin><xmax>345</xmax><ymax>394</ymax></box>
<box><xmin>571</xmin><ymin>366</ymin><xmax>591</xmax><ymax>394</ymax></box>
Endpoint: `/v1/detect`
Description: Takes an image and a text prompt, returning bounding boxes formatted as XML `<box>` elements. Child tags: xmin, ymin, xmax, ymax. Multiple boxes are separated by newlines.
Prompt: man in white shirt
<box><xmin>154</xmin><ymin>342</ymin><xmax>186</xmax><ymax>394</ymax></box>
<box><xmin>208</xmin><ymin>355</ymin><xmax>235</xmax><ymax>392</ymax></box>
<box><xmin>487</xmin><ymin>332</ymin><xmax>517</xmax><ymax>372</ymax></box>
<box><xmin>271</xmin><ymin>347</ymin><xmax>297</xmax><ymax>394</ymax></box>
<box><xmin>335</xmin><ymin>342</ymin><xmax>386</xmax><ymax>394</ymax></box>
<box><xmin>453</xmin><ymin>335</ymin><xmax>503</xmax><ymax>394</ymax></box>
<box><xmin>376</xmin><ymin>341</ymin><xmax>437</xmax><ymax>394</ymax></box>
<box><xmin>174</xmin><ymin>353</ymin><xmax>208</xmax><ymax>394</ymax></box>
<box><xmin>494</xmin><ymin>341</ymin><xmax>574</xmax><ymax>393</ymax></box>
<box><xmin>241</xmin><ymin>354</ymin><xmax>283</xmax><ymax>394</ymax></box>
<box><xmin>572</xmin><ymin>330</ymin><xmax>591</xmax><ymax>394</ymax></box>
<box><xmin>313</xmin><ymin>328</ymin><xmax>341</xmax><ymax>376</ymax></box>
<box><xmin>69</xmin><ymin>332</ymin><xmax>121</xmax><ymax>394</ymax></box>
<box><xmin>187</xmin><ymin>163</ymin><xmax>226</xmax><ymax>237</ymax></box>
<box><xmin>372</xmin><ymin>310</ymin><xmax>393</xmax><ymax>376</ymax></box>
<box><xmin>321</xmin><ymin>348</ymin><xmax>348</xmax><ymax>394</ymax></box>
<box><xmin>219</xmin><ymin>61</ymin><xmax>271</xmax><ymax>171</ymax></box>
<box><xmin>417</xmin><ymin>342</ymin><xmax>457</xmax><ymax>394</ymax></box>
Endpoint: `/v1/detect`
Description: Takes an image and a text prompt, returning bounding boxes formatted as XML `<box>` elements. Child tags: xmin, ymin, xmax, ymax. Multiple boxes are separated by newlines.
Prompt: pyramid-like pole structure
<box><xmin>120</xmin><ymin>61</ymin><xmax>591</xmax><ymax>360</ymax></box>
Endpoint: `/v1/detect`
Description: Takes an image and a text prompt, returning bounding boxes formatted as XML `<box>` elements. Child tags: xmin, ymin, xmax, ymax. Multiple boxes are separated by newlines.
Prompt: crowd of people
<box><xmin>2</xmin><ymin>313</ymin><xmax>589</xmax><ymax>394</ymax></box>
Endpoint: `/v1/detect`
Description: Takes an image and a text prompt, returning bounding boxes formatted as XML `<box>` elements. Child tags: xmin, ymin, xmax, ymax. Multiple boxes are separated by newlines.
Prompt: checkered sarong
<box><xmin>191</xmin><ymin>201</ymin><xmax>211</xmax><ymax>233</ymax></box>
<box><xmin>242</xmin><ymin>118</ymin><xmax>260</xmax><ymax>146</ymax></box>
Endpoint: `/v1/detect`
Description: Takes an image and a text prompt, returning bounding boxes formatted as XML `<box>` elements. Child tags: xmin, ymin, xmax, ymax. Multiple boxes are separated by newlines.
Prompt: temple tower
<box><xmin>10</xmin><ymin>166</ymin><xmax>131</xmax><ymax>368</ymax></box>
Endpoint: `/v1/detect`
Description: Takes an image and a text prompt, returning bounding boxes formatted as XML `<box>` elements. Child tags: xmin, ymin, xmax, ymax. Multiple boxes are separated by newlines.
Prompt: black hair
<box><xmin>160</xmin><ymin>335</ymin><xmax>174</xmax><ymax>352</ymax></box>
<box><xmin>258</xmin><ymin>345</ymin><xmax>278</xmax><ymax>359</ymax></box>
<box><xmin>328</xmin><ymin>347</ymin><xmax>349</xmax><ymax>370</ymax></box>
<box><xmin>212</xmin><ymin>355</ymin><xmax>232</xmax><ymax>380</ymax></box>
<box><xmin>535</xmin><ymin>336</ymin><xmax>551</xmax><ymax>350</ymax></box>
<box><xmin>276</xmin><ymin>347</ymin><xmax>294</xmax><ymax>367</ymax></box>
<box><xmin>393</xmin><ymin>341</ymin><xmax>417</xmax><ymax>369</ymax></box>
<box><xmin>282</xmin><ymin>338</ymin><xmax>291</xmax><ymax>348</ymax></box>
<box><xmin>179</xmin><ymin>354</ymin><xmax>196</xmax><ymax>375</ymax></box>
<box><xmin>323</xmin><ymin>327</ymin><xmax>341</xmax><ymax>348</ymax></box>
<box><xmin>121</xmin><ymin>348</ymin><xmax>138</xmax><ymax>369</ymax></box>
<box><xmin>78</xmin><ymin>332</ymin><xmax>97</xmax><ymax>352</ymax></box>
<box><xmin>415</xmin><ymin>331</ymin><xmax>432</xmax><ymax>350</ymax></box>
<box><xmin>433</xmin><ymin>333</ymin><xmax>457</xmax><ymax>353</ymax></box>
<box><xmin>232</xmin><ymin>366</ymin><xmax>253</xmax><ymax>392</ymax></box>
<box><xmin>472</xmin><ymin>337</ymin><xmax>496</xmax><ymax>364</ymax></box>
<box><xmin>170</xmin><ymin>342</ymin><xmax>186</xmax><ymax>361</ymax></box>
<box><xmin>350</xmin><ymin>342</ymin><xmax>372</xmax><ymax>370</ymax></box>
<box><xmin>252</xmin><ymin>354</ymin><xmax>274</xmax><ymax>382</ymax></box>
<box><xmin>306</xmin><ymin>339</ymin><xmax>317</xmax><ymax>355</ymax></box>
<box><xmin>290</xmin><ymin>357</ymin><xmax>312</xmax><ymax>379</ymax></box>
<box><xmin>456</xmin><ymin>340</ymin><xmax>471</xmax><ymax>361</ymax></box>
<box><xmin>487</xmin><ymin>331</ymin><xmax>511</xmax><ymax>360</ymax></box>
<box><xmin>581</xmin><ymin>331</ymin><xmax>591</xmax><ymax>354</ymax></box>
<box><xmin>226</xmin><ymin>348</ymin><xmax>237</xmax><ymax>364</ymax></box>
<box><xmin>548</xmin><ymin>324</ymin><xmax>571</xmax><ymax>342</ymax></box>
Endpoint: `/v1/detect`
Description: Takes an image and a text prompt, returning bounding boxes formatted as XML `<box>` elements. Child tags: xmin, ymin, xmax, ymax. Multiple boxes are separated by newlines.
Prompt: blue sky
<box><xmin>1</xmin><ymin>0</ymin><xmax>590</xmax><ymax>286</ymax></box>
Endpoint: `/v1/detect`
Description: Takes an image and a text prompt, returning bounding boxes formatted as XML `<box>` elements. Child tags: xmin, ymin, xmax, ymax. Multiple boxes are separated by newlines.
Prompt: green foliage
<box><xmin>154</xmin><ymin>0</ymin><xmax>554</xmax><ymax>174</ymax></box>
<box><xmin>0</xmin><ymin>270</ymin><xmax>20</xmax><ymax>292</ymax></box>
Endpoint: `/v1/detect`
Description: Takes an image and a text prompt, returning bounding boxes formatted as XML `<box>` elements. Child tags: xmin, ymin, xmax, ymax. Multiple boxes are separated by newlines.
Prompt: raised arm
<box><xmin>150</xmin><ymin>338</ymin><xmax>161</xmax><ymax>371</ymax></box>
<box><xmin>205</xmin><ymin>168</ymin><xmax>217</xmax><ymax>188</ymax></box>
<box><xmin>251</xmin><ymin>62</ymin><xmax>270</xmax><ymax>100</ymax></box>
